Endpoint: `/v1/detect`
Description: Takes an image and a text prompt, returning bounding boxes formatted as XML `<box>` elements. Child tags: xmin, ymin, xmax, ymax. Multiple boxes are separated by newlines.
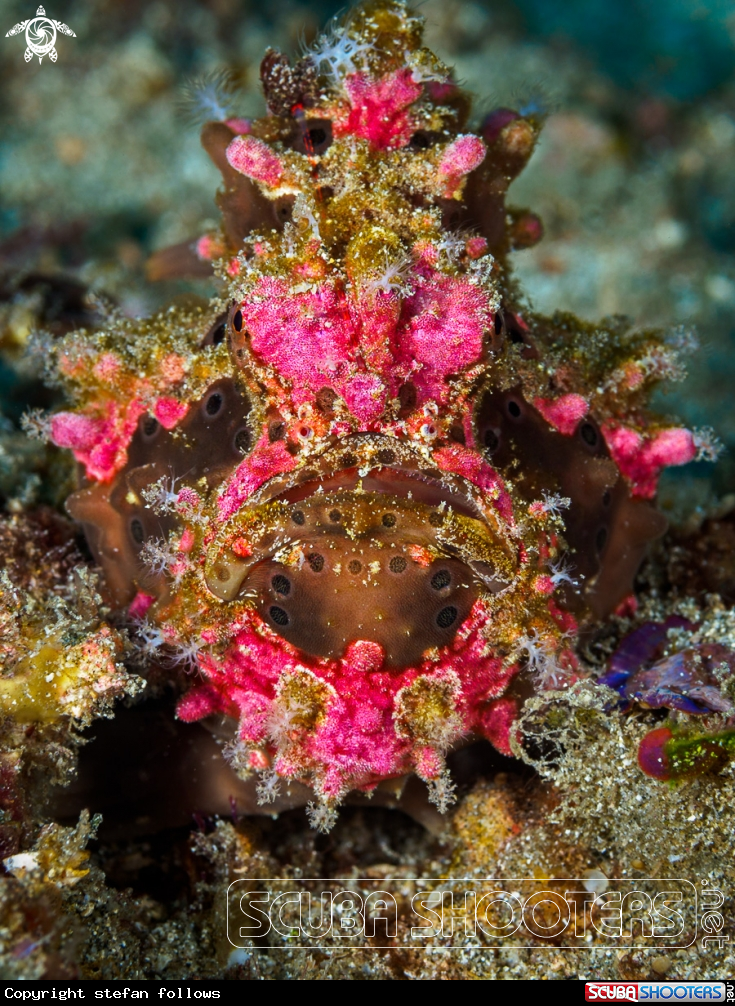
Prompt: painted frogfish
<box><xmin>42</xmin><ymin>1</ymin><xmax>708</xmax><ymax>827</ymax></box>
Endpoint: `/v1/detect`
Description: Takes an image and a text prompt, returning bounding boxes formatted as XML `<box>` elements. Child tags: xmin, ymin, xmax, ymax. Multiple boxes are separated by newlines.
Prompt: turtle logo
<box><xmin>5</xmin><ymin>5</ymin><xmax>76</xmax><ymax>64</ymax></box>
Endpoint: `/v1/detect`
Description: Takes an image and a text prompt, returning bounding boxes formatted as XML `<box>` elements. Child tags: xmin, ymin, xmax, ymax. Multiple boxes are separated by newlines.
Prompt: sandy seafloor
<box><xmin>0</xmin><ymin>0</ymin><xmax>734</xmax><ymax>981</ymax></box>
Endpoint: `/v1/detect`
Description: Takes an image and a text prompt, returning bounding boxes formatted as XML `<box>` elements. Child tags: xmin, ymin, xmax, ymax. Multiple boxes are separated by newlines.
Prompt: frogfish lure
<box><xmin>45</xmin><ymin>0</ymin><xmax>705</xmax><ymax>828</ymax></box>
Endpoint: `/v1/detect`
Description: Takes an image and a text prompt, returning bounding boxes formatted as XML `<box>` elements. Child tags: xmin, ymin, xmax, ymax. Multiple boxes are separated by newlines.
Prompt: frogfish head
<box><xmin>49</xmin><ymin>0</ymin><xmax>697</xmax><ymax>827</ymax></box>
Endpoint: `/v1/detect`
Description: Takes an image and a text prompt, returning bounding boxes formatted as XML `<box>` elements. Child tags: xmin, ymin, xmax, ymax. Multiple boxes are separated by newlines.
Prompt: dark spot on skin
<box><xmin>205</xmin><ymin>392</ymin><xmax>223</xmax><ymax>417</ymax></box>
<box><xmin>232</xmin><ymin>309</ymin><xmax>243</xmax><ymax>332</ymax></box>
<box><xmin>340</xmin><ymin>453</ymin><xmax>357</xmax><ymax>468</ymax></box>
<box><xmin>329</xmin><ymin>509</ymin><xmax>341</xmax><ymax>523</ymax></box>
<box><xmin>507</xmin><ymin>399</ymin><xmax>522</xmax><ymax>419</ymax></box>
<box><xmin>307</xmin><ymin>553</ymin><xmax>324</xmax><ymax>572</ymax></box>
<box><xmin>270</xmin><ymin>606</ymin><xmax>289</xmax><ymax>626</ymax></box>
<box><xmin>580</xmin><ymin>422</ymin><xmax>598</xmax><ymax>447</ymax></box>
<box><xmin>382</xmin><ymin>513</ymin><xmax>396</xmax><ymax>528</ymax></box>
<box><xmin>449</xmin><ymin>424</ymin><xmax>466</xmax><ymax>444</ymax></box>
<box><xmin>141</xmin><ymin>415</ymin><xmax>159</xmax><ymax>439</ymax></box>
<box><xmin>429</xmin><ymin>512</ymin><xmax>444</xmax><ymax>527</ymax></box>
<box><xmin>130</xmin><ymin>518</ymin><xmax>145</xmax><ymax>545</ymax></box>
<box><xmin>269</xmin><ymin>421</ymin><xmax>286</xmax><ymax>442</ymax></box>
<box><xmin>431</xmin><ymin>569</ymin><xmax>452</xmax><ymax>591</ymax></box>
<box><xmin>389</xmin><ymin>556</ymin><xmax>407</xmax><ymax>573</ymax></box>
<box><xmin>348</xmin><ymin>560</ymin><xmax>362</xmax><ymax>574</ymax></box>
<box><xmin>208</xmin><ymin>322</ymin><xmax>227</xmax><ymax>346</ymax></box>
<box><xmin>200</xmin><ymin>313</ymin><xmax>228</xmax><ymax>348</ymax></box>
<box><xmin>484</xmin><ymin>428</ymin><xmax>499</xmax><ymax>453</ymax></box>
<box><xmin>377</xmin><ymin>449</ymin><xmax>396</xmax><ymax>465</ymax></box>
<box><xmin>271</xmin><ymin>574</ymin><xmax>291</xmax><ymax>596</ymax></box>
<box><xmin>437</xmin><ymin>606</ymin><xmax>458</xmax><ymax>628</ymax></box>
<box><xmin>596</xmin><ymin>527</ymin><xmax>608</xmax><ymax>553</ymax></box>
<box><xmin>234</xmin><ymin>428</ymin><xmax>251</xmax><ymax>454</ymax></box>
<box><xmin>602</xmin><ymin>488</ymin><xmax>611</xmax><ymax>507</ymax></box>
<box><xmin>398</xmin><ymin>383</ymin><xmax>417</xmax><ymax>416</ymax></box>
<box><xmin>292</xmin><ymin>510</ymin><xmax>305</xmax><ymax>526</ymax></box>
<box><xmin>316</xmin><ymin>387</ymin><xmax>338</xmax><ymax>413</ymax></box>
<box><xmin>506</xmin><ymin>318</ymin><xmax>525</xmax><ymax>344</ymax></box>
<box><xmin>408</xmin><ymin>131</ymin><xmax>444</xmax><ymax>153</ymax></box>
<box><xmin>214</xmin><ymin>565</ymin><xmax>229</xmax><ymax>582</ymax></box>
<box><xmin>307</xmin><ymin>126</ymin><xmax>329</xmax><ymax>151</ymax></box>
<box><xmin>409</xmin><ymin>131</ymin><xmax>430</xmax><ymax>149</ymax></box>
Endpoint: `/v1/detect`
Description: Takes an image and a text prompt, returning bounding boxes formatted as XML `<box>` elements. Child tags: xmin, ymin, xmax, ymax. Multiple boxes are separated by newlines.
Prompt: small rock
<box><xmin>582</xmin><ymin>868</ymin><xmax>609</xmax><ymax>895</ymax></box>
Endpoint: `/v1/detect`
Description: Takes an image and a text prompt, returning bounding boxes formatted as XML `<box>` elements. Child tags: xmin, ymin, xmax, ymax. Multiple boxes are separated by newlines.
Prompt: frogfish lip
<box><xmin>204</xmin><ymin>434</ymin><xmax>516</xmax><ymax>668</ymax></box>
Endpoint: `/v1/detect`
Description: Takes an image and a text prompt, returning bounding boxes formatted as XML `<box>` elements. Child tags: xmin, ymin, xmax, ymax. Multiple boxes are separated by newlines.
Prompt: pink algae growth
<box><xmin>226</xmin><ymin>135</ymin><xmax>285</xmax><ymax>187</ymax></box>
<box><xmin>336</xmin><ymin>68</ymin><xmax>422</xmax><ymax>150</ymax></box>
<box><xmin>534</xmin><ymin>394</ymin><xmax>589</xmax><ymax>436</ymax></box>
<box><xmin>154</xmin><ymin>398</ymin><xmax>189</xmax><ymax>429</ymax></box>
<box><xmin>603</xmin><ymin>425</ymin><xmax>696</xmax><ymax>499</ymax></box>
<box><xmin>437</xmin><ymin>135</ymin><xmax>487</xmax><ymax>197</ymax></box>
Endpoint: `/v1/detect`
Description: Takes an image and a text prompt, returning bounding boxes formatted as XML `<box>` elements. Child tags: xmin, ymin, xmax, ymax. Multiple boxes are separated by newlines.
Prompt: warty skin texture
<box><xmin>43</xmin><ymin>0</ymin><xmax>703</xmax><ymax>827</ymax></box>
